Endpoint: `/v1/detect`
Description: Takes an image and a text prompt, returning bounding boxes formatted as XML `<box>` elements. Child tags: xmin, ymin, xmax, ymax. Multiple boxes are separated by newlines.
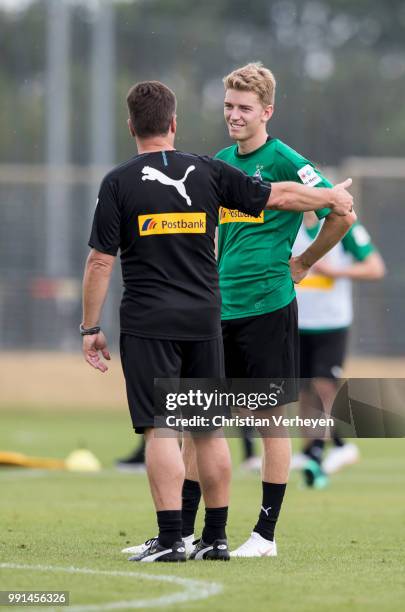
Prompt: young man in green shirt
<box><xmin>214</xmin><ymin>62</ymin><xmax>356</xmax><ymax>557</ymax></box>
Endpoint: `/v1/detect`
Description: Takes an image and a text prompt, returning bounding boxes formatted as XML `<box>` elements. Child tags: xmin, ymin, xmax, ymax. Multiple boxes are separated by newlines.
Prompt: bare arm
<box><xmin>290</xmin><ymin>211</ymin><xmax>357</xmax><ymax>283</ymax></box>
<box><xmin>313</xmin><ymin>251</ymin><xmax>386</xmax><ymax>281</ymax></box>
<box><xmin>82</xmin><ymin>248</ymin><xmax>116</xmax><ymax>372</ymax></box>
<box><xmin>266</xmin><ymin>178</ymin><xmax>353</xmax><ymax>216</ymax></box>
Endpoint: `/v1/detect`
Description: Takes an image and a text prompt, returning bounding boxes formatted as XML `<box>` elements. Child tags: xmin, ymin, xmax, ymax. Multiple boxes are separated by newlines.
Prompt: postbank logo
<box><xmin>138</xmin><ymin>212</ymin><xmax>206</xmax><ymax>236</ymax></box>
<box><xmin>219</xmin><ymin>207</ymin><xmax>264</xmax><ymax>225</ymax></box>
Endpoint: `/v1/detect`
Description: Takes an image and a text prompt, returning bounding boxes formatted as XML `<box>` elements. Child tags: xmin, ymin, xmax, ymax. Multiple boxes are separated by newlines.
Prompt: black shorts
<box><xmin>299</xmin><ymin>328</ymin><xmax>348</xmax><ymax>380</ymax></box>
<box><xmin>120</xmin><ymin>334</ymin><xmax>225</xmax><ymax>433</ymax></box>
<box><xmin>221</xmin><ymin>299</ymin><xmax>299</xmax><ymax>405</ymax></box>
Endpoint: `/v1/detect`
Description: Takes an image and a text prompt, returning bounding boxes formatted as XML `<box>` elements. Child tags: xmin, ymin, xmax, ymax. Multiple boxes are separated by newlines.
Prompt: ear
<box><xmin>170</xmin><ymin>114</ymin><xmax>177</xmax><ymax>134</ymax></box>
<box><xmin>127</xmin><ymin>117</ymin><xmax>136</xmax><ymax>138</ymax></box>
<box><xmin>262</xmin><ymin>104</ymin><xmax>274</xmax><ymax>123</ymax></box>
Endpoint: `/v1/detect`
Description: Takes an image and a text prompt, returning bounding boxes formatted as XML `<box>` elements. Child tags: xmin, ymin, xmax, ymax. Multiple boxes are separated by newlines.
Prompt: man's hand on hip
<box><xmin>82</xmin><ymin>331</ymin><xmax>111</xmax><ymax>373</ymax></box>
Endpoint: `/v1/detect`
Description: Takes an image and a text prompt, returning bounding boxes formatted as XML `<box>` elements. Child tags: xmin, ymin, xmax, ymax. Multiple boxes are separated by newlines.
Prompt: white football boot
<box><xmin>322</xmin><ymin>443</ymin><xmax>360</xmax><ymax>474</ymax></box>
<box><xmin>230</xmin><ymin>532</ymin><xmax>277</xmax><ymax>557</ymax></box>
<box><xmin>122</xmin><ymin>533</ymin><xmax>195</xmax><ymax>557</ymax></box>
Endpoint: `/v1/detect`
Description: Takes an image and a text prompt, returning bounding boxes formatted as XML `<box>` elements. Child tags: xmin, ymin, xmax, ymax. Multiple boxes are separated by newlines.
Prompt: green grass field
<box><xmin>1</xmin><ymin>409</ymin><xmax>405</xmax><ymax>612</ymax></box>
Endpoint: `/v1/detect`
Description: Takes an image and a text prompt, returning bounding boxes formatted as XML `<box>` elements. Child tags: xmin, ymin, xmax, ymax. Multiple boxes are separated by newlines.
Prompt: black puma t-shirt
<box><xmin>89</xmin><ymin>150</ymin><xmax>271</xmax><ymax>340</ymax></box>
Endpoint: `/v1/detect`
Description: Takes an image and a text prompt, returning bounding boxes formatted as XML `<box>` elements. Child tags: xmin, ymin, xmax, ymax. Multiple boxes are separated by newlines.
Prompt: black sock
<box><xmin>181</xmin><ymin>479</ymin><xmax>201</xmax><ymax>537</ymax></box>
<box><xmin>254</xmin><ymin>482</ymin><xmax>286</xmax><ymax>542</ymax></box>
<box><xmin>304</xmin><ymin>439</ymin><xmax>325</xmax><ymax>464</ymax></box>
<box><xmin>201</xmin><ymin>507</ymin><xmax>228</xmax><ymax>544</ymax></box>
<box><xmin>157</xmin><ymin>510</ymin><xmax>182</xmax><ymax>548</ymax></box>
<box><xmin>333</xmin><ymin>436</ymin><xmax>345</xmax><ymax>447</ymax></box>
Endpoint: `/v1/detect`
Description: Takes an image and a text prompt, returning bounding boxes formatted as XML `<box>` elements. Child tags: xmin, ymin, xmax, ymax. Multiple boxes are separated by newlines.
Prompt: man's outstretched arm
<box><xmin>266</xmin><ymin>178</ymin><xmax>353</xmax><ymax>216</ymax></box>
<box><xmin>81</xmin><ymin>248</ymin><xmax>116</xmax><ymax>372</ymax></box>
<box><xmin>290</xmin><ymin>211</ymin><xmax>357</xmax><ymax>283</ymax></box>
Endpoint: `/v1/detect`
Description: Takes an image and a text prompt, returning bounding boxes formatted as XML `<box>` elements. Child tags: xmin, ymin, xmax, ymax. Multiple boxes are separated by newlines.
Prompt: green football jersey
<box><xmin>216</xmin><ymin>138</ymin><xmax>332</xmax><ymax>320</ymax></box>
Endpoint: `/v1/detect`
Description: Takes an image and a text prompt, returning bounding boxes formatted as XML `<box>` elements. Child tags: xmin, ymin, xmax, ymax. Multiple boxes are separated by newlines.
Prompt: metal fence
<box><xmin>0</xmin><ymin>159</ymin><xmax>403</xmax><ymax>355</ymax></box>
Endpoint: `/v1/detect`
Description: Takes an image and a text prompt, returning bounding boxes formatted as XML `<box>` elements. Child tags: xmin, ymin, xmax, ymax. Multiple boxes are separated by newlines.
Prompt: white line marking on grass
<box><xmin>0</xmin><ymin>563</ymin><xmax>223</xmax><ymax>611</ymax></box>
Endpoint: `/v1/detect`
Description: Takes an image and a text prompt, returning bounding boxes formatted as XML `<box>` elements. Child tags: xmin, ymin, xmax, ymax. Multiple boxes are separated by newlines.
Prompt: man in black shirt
<box><xmin>81</xmin><ymin>81</ymin><xmax>354</xmax><ymax>562</ymax></box>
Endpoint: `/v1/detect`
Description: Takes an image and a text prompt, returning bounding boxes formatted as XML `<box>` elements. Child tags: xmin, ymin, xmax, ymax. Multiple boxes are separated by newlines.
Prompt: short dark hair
<box><xmin>126</xmin><ymin>81</ymin><xmax>177</xmax><ymax>138</ymax></box>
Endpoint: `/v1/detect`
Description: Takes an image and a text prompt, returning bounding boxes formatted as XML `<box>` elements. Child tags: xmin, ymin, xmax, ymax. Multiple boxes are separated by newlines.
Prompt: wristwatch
<box><xmin>79</xmin><ymin>324</ymin><xmax>101</xmax><ymax>336</ymax></box>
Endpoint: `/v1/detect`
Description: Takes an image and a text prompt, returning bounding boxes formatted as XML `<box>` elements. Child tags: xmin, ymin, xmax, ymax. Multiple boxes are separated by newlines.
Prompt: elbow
<box><xmin>374</xmin><ymin>267</ymin><xmax>386</xmax><ymax>280</ymax></box>
<box><xmin>326</xmin><ymin>210</ymin><xmax>356</xmax><ymax>239</ymax></box>
<box><xmin>344</xmin><ymin>210</ymin><xmax>357</xmax><ymax>228</ymax></box>
<box><xmin>86</xmin><ymin>250</ymin><xmax>115</xmax><ymax>275</ymax></box>
<box><xmin>88</xmin><ymin>261</ymin><xmax>112</xmax><ymax>276</ymax></box>
<box><xmin>379</xmin><ymin>260</ymin><xmax>386</xmax><ymax>278</ymax></box>
<box><xmin>371</xmin><ymin>256</ymin><xmax>386</xmax><ymax>280</ymax></box>
<box><xmin>334</xmin><ymin>210</ymin><xmax>357</xmax><ymax>232</ymax></box>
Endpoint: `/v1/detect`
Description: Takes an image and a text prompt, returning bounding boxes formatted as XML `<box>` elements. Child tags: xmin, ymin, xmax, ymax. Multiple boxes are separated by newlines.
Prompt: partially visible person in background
<box><xmin>116</xmin><ymin>438</ymin><xmax>146</xmax><ymax>472</ymax></box>
<box><xmin>291</xmin><ymin>211</ymin><xmax>386</xmax><ymax>488</ymax></box>
<box><xmin>239</xmin><ymin>427</ymin><xmax>262</xmax><ymax>471</ymax></box>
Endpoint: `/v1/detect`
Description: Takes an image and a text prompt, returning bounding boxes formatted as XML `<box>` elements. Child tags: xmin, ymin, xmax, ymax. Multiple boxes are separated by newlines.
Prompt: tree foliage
<box><xmin>1</xmin><ymin>0</ymin><xmax>404</xmax><ymax>164</ymax></box>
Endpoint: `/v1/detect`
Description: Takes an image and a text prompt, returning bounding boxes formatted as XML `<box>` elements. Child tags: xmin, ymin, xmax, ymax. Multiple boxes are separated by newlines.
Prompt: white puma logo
<box><xmin>270</xmin><ymin>381</ymin><xmax>285</xmax><ymax>395</ymax></box>
<box><xmin>141</xmin><ymin>165</ymin><xmax>195</xmax><ymax>206</ymax></box>
<box><xmin>261</xmin><ymin>505</ymin><xmax>272</xmax><ymax>516</ymax></box>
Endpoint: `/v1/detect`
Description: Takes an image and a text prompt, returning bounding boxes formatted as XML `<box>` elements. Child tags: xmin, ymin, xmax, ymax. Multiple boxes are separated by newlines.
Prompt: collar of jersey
<box><xmin>235</xmin><ymin>136</ymin><xmax>274</xmax><ymax>159</ymax></box>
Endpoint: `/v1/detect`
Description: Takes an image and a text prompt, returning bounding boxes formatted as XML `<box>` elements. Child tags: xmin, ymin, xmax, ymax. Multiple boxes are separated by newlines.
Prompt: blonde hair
<box><xmin>223</xmin><ymin>62</ymin><xmax>276</xmax><ymax>107</ymax></box>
